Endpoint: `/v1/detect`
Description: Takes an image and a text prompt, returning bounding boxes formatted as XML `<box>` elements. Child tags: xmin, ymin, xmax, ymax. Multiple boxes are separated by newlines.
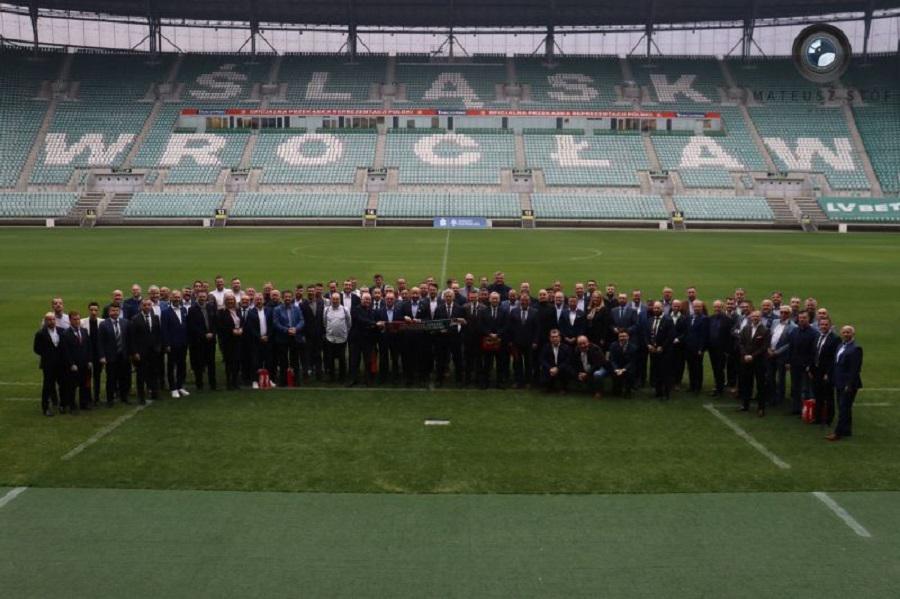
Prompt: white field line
<box><xmin>710</xmin><ymin>402</ymin><xmax>891</xmax><ymax>408</ymax></box>
<box><xmin>812</xmin><ymin>491</ymin><xmax>872</xmax><ymax>538</ymax></box>
<box><xmin>0</xmin><ymin>487</ymin><xmax>27</xmax><ymax>509</ymax></box>
<box><xmin>0</xmin><ymin>381</ymin><xmax>40</xmax><ymax>387</ymax></box>
<box><xmin>61</xmin><ymin>400</ymin><xmax>152</xmax><ymax>461</ymax></box>
<box><xmin>1</xmin><ymin>397</ymin><xmax>38</xmax><ymax>402</ymax></box>
<box><xmin>859</xmin><ymin>388</ymin><xmax>900</xmax><ymax>392</ymax></box>
<box><xmin>703</xmin><ymin>403</ymin><xmax>791</xmax><ymax>470</ymax></box>
<box><xmin>439</xmin><ymin>228</ymin><xmax>451</xmax><ymax>284</ymax></box>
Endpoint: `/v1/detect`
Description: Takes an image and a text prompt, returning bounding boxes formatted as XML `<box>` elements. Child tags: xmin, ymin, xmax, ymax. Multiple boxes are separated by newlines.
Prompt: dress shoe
<box><xmin>178</xmin><ymin>389</ymin><xmax>190</xmax><ymax>397</ymax></box>
<box><xmin>825</xmin><ymin>433</ymin><xmax>841</xmax><ymax>441</ymax></box>
<box><xmin>171</xmin><ymin>390</ymin><xmax>180</xmax><ymax>399</ymax></box>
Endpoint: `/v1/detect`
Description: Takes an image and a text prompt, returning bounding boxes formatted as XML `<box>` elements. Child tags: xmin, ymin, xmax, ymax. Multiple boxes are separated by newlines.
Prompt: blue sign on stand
<box><xmin>433</xmin><ymin>217</ymin><xmax>489</xmax><ymax>229</ymax></box>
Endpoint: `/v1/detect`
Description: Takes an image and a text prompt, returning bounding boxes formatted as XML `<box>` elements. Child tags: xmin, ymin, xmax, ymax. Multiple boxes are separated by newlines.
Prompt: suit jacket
<box><xmin>187</xmin><ymin>303</ymin><xmax>217</xmax><ymax>346</ymax></box>
<box><xmin>161</xmin><ymin>305</ymin><xmax>189</xmax><ymax>349</ymax></box>
<box><xmin>129</xmin><ymin>311</ymin><xmax>162</xmax><ymax>357</ymax></box>
<box><xmin>478</xmin><ymin>305</ymin><xmax>508</xmax><ymax>338</ymax></box>
<box><xmin>61</xmin><ymin>326</ymin><xmax>92</xmax><ymax>371</ymax></box>
<box><xmin>684</xmin><ymin>313</ymin><xmax>709</xmax><ymax>353</ymax></box>
<box><xmin>245</xmin><ymin>306</ymin><xmax>274</xmax><ymax>342</ymax></box>
<box><xmin>216</xmin><ymin>308</ymin><xmax>246</xmax><ymax>352</ymax></box>
<box><xmin>349</xmin><ymin>305</ymin><xmax>379</xmax><ymax>345</ymax></box>
<box><xmin>739</xmin><ymin>324</ymin><xmax>769</xmax><ymax>360</ymax></box>
<box><xmin>98</xmin><ymin>317</ymin><xmax>129</xmax><ymax>362</ymax></box>
<box><xmin>585</xmin><ymin>305</ymin><xmax>613</xmax><ymax>346</ymax></box>
<box><xmin>33</xmin><ymin>327</ymin><xmax>63</xmax><ymax>370</ymax></box>
<box><xmin>768</xmin><ymin>320</ymin><xmax>797</xmax><ymax>364</ymax></box>
<box><xmin>669</xmin><ymin>313</ymin><xmax>689</xmax><ymax>349</ymax></box>
<box><xmin>122</xmin><ymin>297</ymin><xmax>142</xmax><ymax>321</ymax></box>
<box><xmin>645</xmin><ymin>315</ymin><xmax>674</xmax><ymax>351</ymax></box>
<box><xmin>571</xmin><ymin>343</ymin><xmax>606</xmax><ymax>375</ymax></box>
<box><xmin>813</xmin><ymin>332</ymin><xmax>840</xmax><ymax>380</ymax></box>
<box><xmin>461</xmin><ymin>301</ymin><xmax>484</xmax><ymax>344</ymax></box>
<box><xmin>788</xmin><ymin>324</ymin><xmax>818</xmax><ymax>368</ymax></box>
<box><xmin>559</xmin><ymin>308</ymin><xmax>586</xmax><ymax>341</ymax></box>
<box><xmin>611</xmin><ymin>305</ymin><xmax>638</xmax><ymax>336</ymax></box>
<box><xmin>81</xmin><ymin>316</ymin><xmax>104</xmax><ymax>360</ymax></box>
<box><xmin>434</xmin><ymin>301</ymin><xmax>465</xmax><ymax>338</ymax></box>
<box><xmin>540</xmin><ymin>343</ymin><xmax>573</xmax><ymax>375</ymax></box>
<box><xmin>609</xmin><ymin>341</ymin><xmax>637</xmax><ymax>374</ymax></box>
<box><xmin>339</xmin><ymin>292</ymin><xmax>361</xmax><ymax>310</ymax></box>
<box><xmin>273</xmin><ymin>304</ymin><xmax>305</xmax><ymax>345</ymax></box>
<box><xmin>707</xmin><ymin>313</ymin><xmax>734</xmax><ymax>351</ymax></box>
<box><xmin>506</xmin><ymin>306</ymin><xmax>540</xmax><ymax>348</ymax></box>
<box><xmin>399</xmin><ymin>298</ymin><xmax>426</xmax><ymax>322</ymax></box>
<box><xmin>832</xmin><ymin>342</ymin><xmax>863</xmax><ymax>391</ymax></box>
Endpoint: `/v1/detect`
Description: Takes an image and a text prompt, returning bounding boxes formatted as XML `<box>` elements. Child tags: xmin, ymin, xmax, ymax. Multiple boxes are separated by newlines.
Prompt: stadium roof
<box><xmin>19</xmin><ymin>0</ymin><xmax>900</xmax><ymax>28</ymax></box>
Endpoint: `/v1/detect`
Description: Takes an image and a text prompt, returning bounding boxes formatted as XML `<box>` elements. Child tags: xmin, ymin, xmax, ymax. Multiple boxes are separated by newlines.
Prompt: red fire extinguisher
<box><xmin>257</xmin><ymin>368</ymin><xmax>271</xmax><ymax>390</ymax></box>
<box><xmin>286</xmin><ymin>367</ymin><xmax>296</xmax><ymax>388</ymax></box>
<box><xmin>802</xmin><ymin>398</ymin><xmax>816</xmax><ymax>423</ymax></box>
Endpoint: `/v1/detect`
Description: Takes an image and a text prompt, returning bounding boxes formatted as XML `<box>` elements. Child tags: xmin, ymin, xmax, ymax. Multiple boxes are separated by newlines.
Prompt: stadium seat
<box><xmin>516</xmin><ymin>57</ymin><xmax>621</xmax><ymax>108</ymax></box>
<box><xmin>230</xmin><ymin>192</ymin><xmax>368</xmax><ymax>218</ymax></box>
<box><xmin>395</xmin><ymin>58</ymin><xmax>506</xmax><ymax>108</ymax></box>
<box><xmin>122</xmin><ymin>192</ymin><xmax>223</xmax><ymax>217</ymax></box>
<box><xmin>0</xmin><ymin>192</ymin><xmax>78</xmax><ymax>217</ymax></box>
<box><xmin>277</xmin><ymin>55</ymin><xmax>386</xmax><ymax>107</ymax></box>
<box><xmin>385</xmin><ymin>132</ymin><xmax>515</xmax><ymax>185</ymax></box>
<box><xmin>378</xmin><ymin>192</ymin><xmax>520</xmax><ymax>218</ymax></box>
<box><xmin>673</xmin><ymin>195</ymin><xmax>774</xmax><ymax>221</ymax></box>
<box><xmin>525</xmin><ymin>134</ymin><xmax>649</xmax><ymax>187</ymax></box>
<box><xmin>531</xmin><ymin>194</ymin><xmax>667</xmax><ymax>219</ymax></box>
<box><xmin>252</xmin><ymin>132</ymin><xmax>376</xmax><ymax>185</ymax></box>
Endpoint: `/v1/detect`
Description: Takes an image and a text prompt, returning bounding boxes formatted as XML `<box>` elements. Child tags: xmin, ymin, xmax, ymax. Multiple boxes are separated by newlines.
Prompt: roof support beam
<box><xmin>28</xmin><ymin>0</ymin><xmax>39</xmax><ymax>52</ymax></box>
<box><xmin>741</xmin><ymin>0</ymin><xmax>759</xmax><ymax>61</ymax></box>
<box><xmin>862</xmin><ymin>0</ymin><xmax>875</xmax><ymax>59</ymax></box>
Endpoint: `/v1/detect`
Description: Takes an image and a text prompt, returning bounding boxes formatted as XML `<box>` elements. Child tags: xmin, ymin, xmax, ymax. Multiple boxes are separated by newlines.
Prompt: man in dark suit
<box><xmin>812</xmin><ymin>317</ymin><xmax>840</xmax><ymax>425</ymax></box>
<box><xmin>477</xmin><ymin>292</ymin><xmax>508</xmax><ymax>389</ymax></box>
<box><xmin>707</xmin><ymin>300</ymin><xmax>733</xmax><ymax>397</ymax></box>
<box><xmin>187</xmin><ymin>291</ymin><xmax>217</xmax><ymax>391</ymax></box>
<box><xmin>348</xmin><ymin>293</ymin><xmax>379</xmax><ymax>386</ymax></box>
<box><xmin>98</xmin><ymin>304</ymin><xmax>131</xmax><ymax>405</ymax></box>
<box><xmin>161</xmin><ymin>290</ymin><xmax>190</xmax><ymax>398</ymax></box>
<box><xmin>559</xmin><ymin>295</ymin><xmax>586</xmax><ymax>348</ymax></box>
<box><xmin>33</xmin><ymin>312</ymin><xmax>64</xmax><ymax>416</ymax></box>
<box><xmin>487</xmin><ymin>271</ymin><xmax>511</xmax><ymax>300</ymax></box>
<box><xmin>788</xmin><ymin>311</ymin><xmax>818</xmax><ymax>415</ymax></box>
<box><xmin>540</xmin><ymin>329</ymin><xmax>573</xmax><ymax>393</ymax></box>
<box><xmin>572</xmin><ymin>334</ymin><xmax>608</xmax><ymax>399</ymax></box>
<box><xmin>400</xmin><ymin>287</ymin><xmax>426</xmax><ymax>386</ymax></box>
<box><xmin>129</xmin><ymin>299</ymin><xmax>162</xmax><ymax>404</ymax></box>
<box><xmin>684</xmin><ymin>301</ymin><xmax>709</xmax><ymax>393</ymax></box>
<box><xmin>61</xmin><ymin>311</ymin><xmax>93</xmax><ymax>412</ymax></box>
<box><xmin>123</xmin><ymin>284</ymin><xmax>142</xmax><ymax>321</ymax></box>
<box><xmin>245</xmin><ymin>293</ymin><xmax>275</xmax><ymax>388</ymax></box>
<box><xmin>375</xmin><ymin>290</ymin><xmax>403</xmax><ymax>384</ymax></box>
<box><xmin>611</xmin><ymin>293</ymin><xmax>638</xmax><ymax>340</ymax></box>
<box><xmin>303</xmin><ymin>285</ymin><xmax>325</xmax><ymax>381</ymax></box>
<box><xmin>273</xmin><ymin>291</ymin><xmax>305</xmax><ymax>386</ymax></box>
<box><xmin>217</xmin><ymin>293</ymin><xmax>245</xmax><ymax>390</ymax></box>
<box><xmin>827</xmin><ymin>325</ymin><xmax>863</xmax><ymax>441</ymax></box>
<box><xmin>629</xmin><ymin>290</ymin><xmax>649</xmax><ymax>387</ymax></box>
<box><xmin>460</xmin><ymin>290</ymin><xmax>484</xmax><ymax>387</ymax></box>
<box><xmin>608</xmin><ymin>331</ymin><xmax>637</xmax><ymax>397</ymax></box>
<box><xmin>738</xmin><ymin>311</ymin><xmax>770</xmax><ymax>416</ymax></box>
<box><xmin>506</xmin><ymin>293</ymin><xmax>539</xmax><ymax>388</ymax></box>
<box><xmin>646</xmin><ymin>302</ymin><xmax>674</xmax><ymax>400</ymax></box>
<box><xmin>433</xmin><ymin>289</ymin><xmax>465</xmax><ymax>387</ymax></box>
<box><xmin>668</xmin><ymin>300</ymin><xmax>689</xmax><ymax>389</ymax></box>
<box><xmin>83</xmin><ymin>301</ymin><xmax>104</xmax><ymax>406</ymax></box>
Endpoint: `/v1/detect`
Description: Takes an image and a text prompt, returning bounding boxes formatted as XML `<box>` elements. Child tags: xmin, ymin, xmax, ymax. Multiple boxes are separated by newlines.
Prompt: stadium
<box><xmin>1</xmin><ymin>1</ymin><xmax>899</xmax><ymax>596</ymax></box>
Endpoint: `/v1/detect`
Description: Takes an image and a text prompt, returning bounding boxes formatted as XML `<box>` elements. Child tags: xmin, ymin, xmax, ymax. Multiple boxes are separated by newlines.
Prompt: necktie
<box><xmin>522</xmin><ymin>309</ymin><xmax>527</xmax><ymax>323</ymax></box>
<box><xmin>145</xmin><ymin>314</ymin><xmax>151</xmax><ymax>331</ymax></box>
<box><xmin>492</xmin><ymin>308</ymin><xmax>496</xmax><ymax>319</ymax></box>
<box><xmin>652</xmin><ymin>317</ymin><xmax>660</xmax><ymax>337</ymax></box>
<box><xmin>76</xmin><ymin>329</ymin><xmax>82</xmax><ymax>345</ymax></box>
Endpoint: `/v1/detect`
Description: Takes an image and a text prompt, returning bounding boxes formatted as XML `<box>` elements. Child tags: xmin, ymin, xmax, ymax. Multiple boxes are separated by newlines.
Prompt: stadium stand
<box><xmin>727</xmin><ymin>57</ymin><xmax>826</xmax><ymax>102</ymax></box>
<box><xmin>845</xmin><ymin>56</ymin><xmax>900</xmax><ymax>194</ymax></box>
<box><xmin>385</xmin><ymin>131</ymin><xmax>515</xmax><ymax>185</ymax></box>
<box><xmin>0</xmin><ymin>50</ymin><xmax>61</xmax><ymax>188</ymax></box>
<box><xmin>31</xmin><ymin>52</ymin><xmax>171</xmax><ymax>184</ymax></box>
<box><xmin>749</xmin><ymin>104</ymin><xmax>870</xmax><ymax>190</ymax></box>
<box><xmin>177</xmin><ymin>54</ymin><xmax>271</xmax><ymax>103</ymax></box>
<box><xmin>378</xmin><ymin>192</ymin><xmax>520</xmax><ymax>218</ymax></box>
<box><xmin>0</xmin><ymin>191</ymin><xmax>78</xmax><ymax>217</ymax></box>
<box><xmin>122</xmin><ymin>192</ymin><xmax>223</xmax><ymax>217</ymax></box>
<box><xmin>395</xmin><ymin>58</ymin><xmax>506</xmax><ymax>109</ymax></box>
<box><xmin>525</xmin><ymin>134</ymin><xmax>649</xmax><ymax>187</ymax></box>
<box><xmin>277</xmin><ymin>54</ymin><xmax>385</xmax><ymax>107</ymax></box>
<box><xmin>673</xmin><ymin>195</ymin><xmax>775</xmax><ymax>221</ymax></box>
<box><xmin>630</xmin><ymin>57</ymin><xmax>724</xmax><ymax>106</ymax></box>
<box><xmin>531</xmin><ymin>194</ymin><xmax>668</xmax><ymax>220</ymax></box>
<box><xmin>231</xmin><ymin>192</ymin><xmax>368</xmax><ymax>218</ymax></box>
<box><xmin>251</xmin><ymin>132</ymin><xmax>376</xmax><ymax>185</ymax></box>
<box><xmin>516</xmin><ymin>56</ymin><xmax>622</xmax><ymax>107</ymax></box>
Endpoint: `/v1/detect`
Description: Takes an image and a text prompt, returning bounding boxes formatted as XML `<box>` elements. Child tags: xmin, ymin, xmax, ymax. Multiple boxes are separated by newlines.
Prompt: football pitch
<box><xmin>1</xmin><ymin>227</ymin><xmax>899</xmax><ymax>597</ymax></box>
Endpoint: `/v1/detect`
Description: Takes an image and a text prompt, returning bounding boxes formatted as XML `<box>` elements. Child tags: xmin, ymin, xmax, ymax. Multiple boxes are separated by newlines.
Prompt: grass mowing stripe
<box><xmin>0</xmin><ymin>487</ymin><xmax>26</xmax><ymax>509</ymax></box>
<box><xmin>812</xmin><ymin>491</ymin><xmax>873</xmax><ymax>538</ymax></box>
<box><xmin>703</xmin><ymin>403</ymin><xmax>791</xmax><ymax>470</ymax></box>
<box><xmin>60</xmin><ymin>401</ymin><xmax>153</xmax><ymax>461</ymax></box>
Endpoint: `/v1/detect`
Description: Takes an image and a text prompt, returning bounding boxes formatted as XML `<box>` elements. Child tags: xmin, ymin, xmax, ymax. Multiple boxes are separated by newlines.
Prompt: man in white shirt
<box><xmin>210</xmin><ymin>276</ymin><xmax>227</xmax><ymax>309</ymax></box>
<box><xmin>230</xmin><ymin>277</ymin><xmax>244</xmax><ymax>304</ymax></box>
<box><xmin>324</xmin><ymin>293</ymin><xmax>352</xmax><ymax>382</ymax></box>
<box><xmin>50</xmin><ymin>297</ymin><xmax>70</xmax><ymax>330</ymax></box>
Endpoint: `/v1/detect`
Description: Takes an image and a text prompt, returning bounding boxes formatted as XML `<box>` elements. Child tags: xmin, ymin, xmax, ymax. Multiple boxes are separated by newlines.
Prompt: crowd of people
<box><xmin>33</xmin><ymin>272</ymin><xmax>864</xmax><ymax>440</ymax></box>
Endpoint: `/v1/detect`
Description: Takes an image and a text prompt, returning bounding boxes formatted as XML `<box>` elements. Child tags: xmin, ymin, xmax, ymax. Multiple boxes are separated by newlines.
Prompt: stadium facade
<box><xmin>0</xmin><ymin>1</ymin><xmax>898</xmax><ymax>229</ymax></box>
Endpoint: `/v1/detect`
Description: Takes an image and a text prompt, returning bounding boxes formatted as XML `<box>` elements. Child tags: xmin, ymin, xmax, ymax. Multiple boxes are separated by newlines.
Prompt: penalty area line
<box><xmin>703</xmin><ymin>403</ymin><xmax>791</xmax><ymax>470</ymax></box>
<box><xmin>812</xmin><ymin>491</ymin><xmax>872</xmax><ymax>538</ymax></box>
<box><xmin>61</xmin><ymin>400</ymin><xmax>153</xmax><ymax>461</ymax></box>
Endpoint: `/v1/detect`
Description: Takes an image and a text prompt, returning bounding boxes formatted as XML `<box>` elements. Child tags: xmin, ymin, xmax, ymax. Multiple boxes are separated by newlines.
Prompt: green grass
<box><xmin>1</xmin><ymin>228</ymin><xmax>899</xmax><ymax>495</ymax></box>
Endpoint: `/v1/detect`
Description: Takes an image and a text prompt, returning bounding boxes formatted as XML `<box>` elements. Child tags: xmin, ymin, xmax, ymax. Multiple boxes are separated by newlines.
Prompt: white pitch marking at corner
<box><xmin>703</xmin><ymin>404</ymin><xmax>791</xmax><ymax>470</ymax></box>
<box><xmin>439</xmin><ymin>228</ymin><xmax>451</xmax><ymax>284</ymax></box>
<box><xmin>0</xmin><ymin>487</ymin><xmax>27</xmax><ymax>509</ymax></box>
<box><xmin>812</xmin><ymin>492</ymin><xmax>872</xmax><ymax>538</ymax></box>
<box><xmin>61</xmin><ymin>401</ymin><xmax>153</xmax><ymax>461</ymax></box>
